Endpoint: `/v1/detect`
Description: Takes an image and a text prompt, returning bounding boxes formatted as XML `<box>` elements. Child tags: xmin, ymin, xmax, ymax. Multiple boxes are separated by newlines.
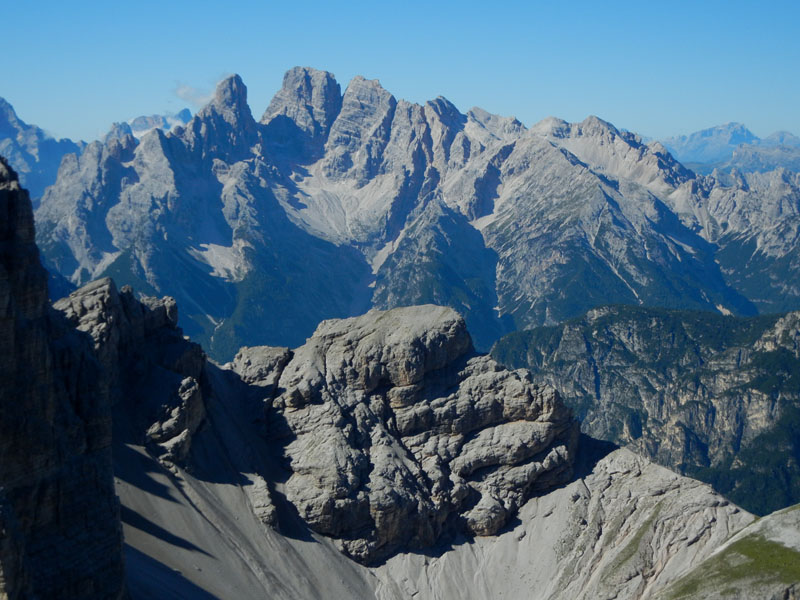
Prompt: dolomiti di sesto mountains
<box><xmin>1</xmin><ymin>67</ymin><xmax>800</xmax><ymax>599</ymax></box>
<box><xmin>23</xmin><ymin>67</ymin><xmax>800</xmax><ymax>360</ymax></box>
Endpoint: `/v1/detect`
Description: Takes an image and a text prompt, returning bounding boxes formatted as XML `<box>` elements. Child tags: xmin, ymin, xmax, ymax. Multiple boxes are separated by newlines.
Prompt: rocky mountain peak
<box><xmin>715</xmin><ymin>121</ymin><xmax>757</xmax><ymax>141</ymax></box>
<box><xmin>126</xmin><ymin>109</ymin><xmax>192</xmax><ymax>138</ymax></box>
<box><xmin>531</xmin><ymin>114</ymin><xmax>623</xmax><ymax>144</ymax></box>
<box><xmin>529</xmin><ymin>115</ymin><xmax>570</xmax><ymax>137</ymax></box>
<box><xmin>337</xmin><ymin>75</ymin><xmax>396</xmax><ymax>121</ymax></box>
<box><xmin>0</xmin><ymin>98</ymin><xmax>84</xmax><ymax>202</ymax></box>
<box><xmin>576</xmin><ymin>114</ymin><xmax>620</xmax><ymax>137</ymax></box>
<box><xmin>203</xmin><ymin>74</ymin><xmax>251</xmax><ymax>122</ymax></box>
<box><xmin>182</xmin><ymin>73</ymin><xmax>258</xmax><ymax>159</ymax></box>
<box><xmin>762</xmin><ymin>130</ymin><xmax>800</xmax><ymax>147</ymax></box>
<box><xmin>0</xmin><ymin>97</ymin><xmax>22</xmax><ymax>136</ymax></box>
<box><xmin>321</xmin><ymin>74</ymin><xmax>397</xmax><ymax>180</ymax></box>
<box><xmin>261</xmin><ymin>66</ymin><xmax>343</xmax><ymax>145</ymax></box>
<box><xmin>647</xmin><ymin>140</ymin><xmax>670</xmax><ymax>156</ymax></box>
<box><xmin>103</xmin><ymin>121</ymin><xmax>135</xmax><ymax>143</ymax></box>
<box><xmin>425</xmin><ymin>96</ymin><xmax>464</xmax><ymax>124</ymax></box>
<box><xmin>466</xmin><ymin>106</ymin><xmax>525</xmax><ymax>142</ymax></box>
<box><xmin>337</xmin><ymin>74</ymin><xmax>396</xmax><ymax>120</ymax></box>
<box><xmin>662</xmin><ymin>122</ymin><xmax>760</xmax><ymax>164</ymax></box>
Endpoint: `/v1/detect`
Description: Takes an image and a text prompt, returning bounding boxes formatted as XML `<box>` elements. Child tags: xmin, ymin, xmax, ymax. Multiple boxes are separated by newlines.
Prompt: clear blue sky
<box><xmin>5</xmin><ymin>0</ymin><xmax>799</xmax><ymax>142</ymax></box>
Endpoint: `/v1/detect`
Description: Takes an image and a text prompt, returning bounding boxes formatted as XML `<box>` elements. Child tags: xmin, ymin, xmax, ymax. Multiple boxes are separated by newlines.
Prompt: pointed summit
<box><xmin>198</xmin><ymin>74</ymin><xmax>254</xmax><ymax>127</ymax></box>
<box><xmin>322</xmin><ymin>75</ymin><xmax>397</xmax><ymax>180</ymax></box>
<box><xmin>425</xmin><ymin>96</ymin><xmax>465</xmax><ymax>127</ymax></box>
<box><xmin>103</xmin><ymin>121</ymin><xmax>134</xmax><ymax>144</ymax></box>
<box><xmin>0</xmin><ymin>97</ymin><xmax>22</xmax><ymax>135</ymax></box>
<box><xmin>188</xmin><ymin>74</ymin><xmax>257</xmax><ymax>156</ymax></box>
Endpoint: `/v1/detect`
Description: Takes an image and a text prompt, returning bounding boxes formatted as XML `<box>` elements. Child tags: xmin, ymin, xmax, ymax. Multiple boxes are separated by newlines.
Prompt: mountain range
<box><xmin>2</xmin><ymin>155</ymin><xmax>799</xmax><ymax>598</ymax></box>
<box><xmin>12</xmin><ymin>67</ymin><xmax>797</xmax><ymax>363</ymax></box>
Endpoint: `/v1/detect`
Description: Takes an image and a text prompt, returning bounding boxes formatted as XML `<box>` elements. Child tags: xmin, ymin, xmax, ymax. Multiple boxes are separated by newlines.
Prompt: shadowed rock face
<box><xmin>54</xmin><ymin>277</ymin><xmax>207</xmax><ymax>463</ymax></box>
<box><xmin>234</xmin><ymin>305</ymin><xmax>578</xmax><ymax>564</ymax></box>
<box><xmin>0</xmin><ymin>157</ymin><xmax>127</xmax><ymax>599</ymax></box>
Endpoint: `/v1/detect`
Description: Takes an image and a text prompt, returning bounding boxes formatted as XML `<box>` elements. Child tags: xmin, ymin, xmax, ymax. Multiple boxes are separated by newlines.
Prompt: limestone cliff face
<box><xmin>0</xmin><ymin>157</ymin><xmax>127</xmax><ymax>599</ymax></box>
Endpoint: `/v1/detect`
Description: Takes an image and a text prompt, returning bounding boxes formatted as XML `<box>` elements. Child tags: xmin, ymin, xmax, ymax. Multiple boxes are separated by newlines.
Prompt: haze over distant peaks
<box><xmin>662</xmin><ymin>122</ymin><xmax>759</xmax><ymax>164</ymax></box>
<box><xmin>127</xmin><ymin>108</ymin><xmax>192</xmax><ymax>137</ymax></box>
<box><xmin>662</xmin><ymin>121</ymin><xmax>800</xmax><ymax>170</ymax></box>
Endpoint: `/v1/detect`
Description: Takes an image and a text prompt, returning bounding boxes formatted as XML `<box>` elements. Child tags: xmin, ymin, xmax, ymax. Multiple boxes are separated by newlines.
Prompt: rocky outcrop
<box><xmin>234</xmin><ymin>305</ymin><xmax>578</xmax><ymax>564</ymax></box>
<box><xmin>0</xmin><ymin>157</ymin><xmax>126</xmax><ymax>599</ymax></box>
<box><xmin>491</xmin><ymin>305</ymin><xmax>800</xmax><ymax>515</ymax></box>
<box><xmin>54</xmin><ymin>277</ymin><xmax>206</xmax><ymax>463</ymax></box>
